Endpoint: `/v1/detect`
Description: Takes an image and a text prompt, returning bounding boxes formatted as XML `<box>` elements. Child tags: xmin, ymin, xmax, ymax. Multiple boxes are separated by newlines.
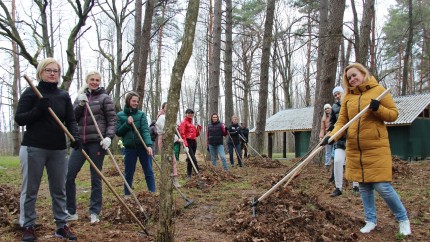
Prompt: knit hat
<box><xmin>324</xmin><ymin>104</ymin><xmax>332</xmax><ymax>110</ymax></box>
<box><xmin>332</xmin><ymin>86</ymin><xmax>344</xmax><ymax>95</ymax></box>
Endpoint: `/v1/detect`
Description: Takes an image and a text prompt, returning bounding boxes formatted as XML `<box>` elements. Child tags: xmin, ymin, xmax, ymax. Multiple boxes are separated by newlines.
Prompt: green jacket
<box><xmin>116</xmin><ymin>106</ymin><xmax>152</xmax><ymax>148</ymax></box>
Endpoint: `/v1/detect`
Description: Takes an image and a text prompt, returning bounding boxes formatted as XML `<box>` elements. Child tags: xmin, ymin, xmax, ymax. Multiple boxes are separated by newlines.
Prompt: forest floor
<box><xmin>0</xmin><ymin>153</ymin><xmax>429</xmax><ymax>241</ymax></box>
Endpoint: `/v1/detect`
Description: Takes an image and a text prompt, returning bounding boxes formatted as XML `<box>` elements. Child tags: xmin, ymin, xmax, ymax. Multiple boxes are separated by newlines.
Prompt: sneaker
<box><xmin>22</xmin><ymin>226</ymin><xmax>36</xmax><ymax>242</ymax></box>
<box><xmin>172</xmin><ymin>177</ymin><xmax>181</xmax><ymax>188</ymax></box>
<box><xmin>90</xmin><ymin>214</ymin><xmax>100</xmax><ymax>224</ymax></box>
<box><xmin>360</xmin><ymin>221</ymin><xmax>376</xmax><ymax>233</ymax></box>
<box><xmin>55</xmin><ymin>225</ymin><xmax>77</xmax><ymax>240</ymax></box>
<box><xmin>330</xmin><ymin>188</ymin><xmax>342</xmax><ymax>197</ymax></box>
<box><xmin>399</xmin><ymin>220</ymin><xmax>411</xmax><ymax>235</ymax></box>
<box><xmin>66</xmin><ymin>212</ymin><xmax>78</xmax><ymax>221</ymax></box>
<box><xmin>353</xmin><ymin>186</ymin><xmax>359</xmax><ymax>194</ymax></box>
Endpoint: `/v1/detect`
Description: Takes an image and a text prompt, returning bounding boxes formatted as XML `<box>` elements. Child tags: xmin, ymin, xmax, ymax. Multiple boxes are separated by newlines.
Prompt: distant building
<box><xmin>250</xmin><ymin>93</ymin><xmax>430</xmax><ymax>160</ymax></box>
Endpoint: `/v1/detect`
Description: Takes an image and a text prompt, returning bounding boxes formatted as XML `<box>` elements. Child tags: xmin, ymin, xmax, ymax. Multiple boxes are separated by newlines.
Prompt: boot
<box><xmin>173</xmin><ymin>177</ymin><xmax>181</xmax><ymax>188</ymax></box>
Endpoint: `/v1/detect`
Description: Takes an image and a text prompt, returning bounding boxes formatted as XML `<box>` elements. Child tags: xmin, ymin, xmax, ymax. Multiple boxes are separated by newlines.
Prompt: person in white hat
<box><xmin>319</xmin><ymin>103</ymin><xmax>332</xmax><ymax>171</ymax></box>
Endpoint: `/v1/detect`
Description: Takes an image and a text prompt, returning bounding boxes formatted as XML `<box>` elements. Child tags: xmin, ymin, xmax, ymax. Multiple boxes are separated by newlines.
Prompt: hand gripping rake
<box><xmin>84</xmin><ymin>102</ymin><xmax>148</xmax><ymax>220</ymax></box>
<box><xmin>251</xmin><ymin>88</ymin><xmax>391</xmax><ymax>217</ymax></box>
<box><xmin>239</xmin><ymin>133</ymin><xmax>264</xmax><ymax>159</ymax></box>
<box><xmin>131</xmin><ymin>123</ymin><xmax>194</xmax><ymax>208</ymax></box>
<box><xmin>23</xmin><ymin>75</ymin><xmax>149</xmax><ymax>236</ymax></box>
<box><xmin>175</xmin><ymin>127</ymin><xmax>199</xmax><ymax>175</ymax></box>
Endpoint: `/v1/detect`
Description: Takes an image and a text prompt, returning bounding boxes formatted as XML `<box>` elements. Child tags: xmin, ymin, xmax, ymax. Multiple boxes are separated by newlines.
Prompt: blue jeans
<box><xmin>324</xmin><ymin>144</ymin><xmax>332</xmax><ymax>166</ymax></box>
<box><xmin>359</xmin><ymin>182</ymin><xmax>408</xmax><ymax>223</ymax></box>
<box><xmin>124</xmin><ymin>146</ymin><xmax>156</xmax><ymax>194</ymax></box>
<box><xmin>209</xmin><ymin>144</ymin><xmax>228</xmax><ymax>171</ymax></box>
<box><xmin>228</xmin><ymin>142</ymin><xmax>242</xmax><ymax>167</ymax></box>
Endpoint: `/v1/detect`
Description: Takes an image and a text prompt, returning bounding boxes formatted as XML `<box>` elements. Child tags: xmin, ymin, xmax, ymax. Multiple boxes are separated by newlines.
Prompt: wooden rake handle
<box><xmin>23</xmin><ymin>75</ymin><xmax>148</xmax><ymax>235</ymax></box>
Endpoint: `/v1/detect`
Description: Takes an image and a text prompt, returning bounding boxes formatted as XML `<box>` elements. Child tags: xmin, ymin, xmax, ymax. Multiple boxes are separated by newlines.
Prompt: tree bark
<box><xmin>309</xmin><ymin>0</ymin><xmax>345</xmax><ymax>157</ymax></box>
<box><xmin>11</xmin><ymin>0</ymin><xmax>20</xmax><ymax>156</ymax></box>
<box><xmin>133</xmin><ymin>0</ymin><xmax>142</xmax><ymax>90</ymax></box>
<box><xmin>402</xmin><ymin>0</ymin><xmax>413</xmax><ymax>95</ymax></box>
<box><xmin>135</xmin><ymin>0</ymin><xmax>154</xmax><ymax>109</ymax></box>
<box><xmin>224</xmin><ymin>0</ymin><xmax>234</xmax><ymax>124</ymax></box>
<box><xmin>255</xmin><ymin>0</ymin><xmax>276</xmax><ymax>153</ymax></box>
<box><xmin>357</xmin><ymin>0</ymin><xmax>375</xmax><ymax>65</ymax></box>
<box><xmin>208</xmin><ymin>0</ymin><xmax>222</xmax><ymax>116</ymax></box>
<box><xmin>61</xmin><ymin>0</ymin><xmax>95</xmax><ymax>91</ymax></box>
<box><xmin>157</xmin><ymin>0</ymin><xmax>200</xmax><ymax>240</ymax></box>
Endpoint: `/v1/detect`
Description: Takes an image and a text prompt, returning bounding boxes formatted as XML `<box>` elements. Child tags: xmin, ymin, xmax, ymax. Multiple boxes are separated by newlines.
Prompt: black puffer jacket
<box><xmin>73</xmin><ymin>87</ymin><xmax>117</xmax><ymax>144</ymax></box>
<box><xmin>15</xmin><ymin>81</ymin><xmax>79</xmax><ymax>150</ymax></box>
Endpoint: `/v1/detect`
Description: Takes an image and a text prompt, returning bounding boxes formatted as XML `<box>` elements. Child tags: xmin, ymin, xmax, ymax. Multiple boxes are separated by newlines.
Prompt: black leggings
<box><xmin>186</xmin><ymin>139</ymin><xmax>199</xmax><ymax>176</ymax></box>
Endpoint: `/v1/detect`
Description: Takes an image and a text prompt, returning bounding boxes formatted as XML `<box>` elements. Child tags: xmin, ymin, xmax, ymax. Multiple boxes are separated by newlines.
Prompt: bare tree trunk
<box><xmin>370</xmin><ymin>14</ymin><xmax>376</xmax><ymax>73</ymax></box>
<box><xmin>133</xmin><ymin>0</ymin><xmax>142</xmax><ymax>89</ymax></box>
<box><xmin>61</xmin><ymin>0</ymin><xmax>95</xmax><ymax>91</ymax></box>
<box><xmin>11</xmin><ymin>0</ymin><xmax>20</xmax><ymax>156</ymax></box>
<box><xmin>357</xmin><ymin>0</ymin><xmax>375</xmax><ymax>65</ymax></box>
<box><xmin>208</xmin><ymin>0</ymin><xmax>222</xmax><ymax>116</ymax></box>
<box><xmin>35</xmin><ymin>0</ymin><xmax>53</xmax><ymax>57</ymax></box>
<box><xmin>135</xmin><ymin>0</ymin><xmax>154</xmax><ymax>109</ymax></box>
<box><xmin>224</xmin><ymin>0</ymin><xmax>234</xmax><ymax>124</ymax></box>
<box><xmin>402</xmin><ymin>0</ymin><xmax>413</xmax><ymax>96</ymax></box>
<box><xmin>305</xmin><ymin>9</ymin><xmax>312</xmax><ymax>107</ymax></box>
<box><xmin>154</xmin><ymin>2</ymin><xmax>166</xmax><ymax>119</ymax></box>
<box><xmin>310</xmin><ymin>0</ymin><xmax>345</xmax><ymax>156</ymax></box>
<box><xmin>255</xmin><ymin>0</ymin><xmax>276</xmax><ymax>153</ymax></box>
<box><xmin>157</xmin><ymin>0</ymin><xmax>200</xmax><ymax>240</ymax></box>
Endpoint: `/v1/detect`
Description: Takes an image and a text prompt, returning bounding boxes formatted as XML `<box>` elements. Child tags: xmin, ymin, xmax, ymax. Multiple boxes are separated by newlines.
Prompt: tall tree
<box><xmin>134</xmin><ymin>0</ymin><xmax>154</xmax><ymax>109</ymax></box>
<box><xmin>255</xmin><ymin>0</ymin><xmax>276</xmax><ymax>153</ymax></box>
<box><xmin>157</xmin><ymin>0</ymin><xmax>200</xmax><ymax>240</ymax></box>
<box><xmin>208</xmin><ymin>0</ymin><xmax>222</xmax><ymax>117</ymax></box>
<box><xmin>356</xmin><ymin>0</ymin><xmax>375</xmax><ymax>65</ymax></box>
<box><xmin>224</xmin><ymin>0</ymin><xmax>234</xmax><ymax>124</ymax></box>
<box><xmin>11</xmin><ymin>0</ymin><xmax>20</xmax><ymax>156</ymax></box>
<box><xmin>402</xmin><ymin>0</ymin><xmax>413</xmax><ymax>95</ymax></box>
<box><xmin>309</xmin><ymin>0</ymin><xmax>345</xmax><ymax>153</ymax></box>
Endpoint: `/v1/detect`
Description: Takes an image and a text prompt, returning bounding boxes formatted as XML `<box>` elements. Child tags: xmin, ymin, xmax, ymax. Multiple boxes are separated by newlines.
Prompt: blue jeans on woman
<box><xmin>208</xmin><ymin>144</ymin><xmax>228</xmax><ymax>171</ymax></box>
<box><xmin>359</xmin><ymin>182</ymin><xmax>408</xmax><ymax>223</ymax></box>
<box><xmin>228</xmin><ymin>142</ymin><xmax>242</xmax><ymax>167</ymax></box>
<box><xmin>124</xmin><ymin>146</ymin><xmax>156</xmax><ymax>194</ymax></box>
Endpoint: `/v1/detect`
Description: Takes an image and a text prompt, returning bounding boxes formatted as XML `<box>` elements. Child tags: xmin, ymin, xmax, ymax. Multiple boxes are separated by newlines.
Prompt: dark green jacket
<box><xmin>116</xmin><ymin>106</ymin><xmax>152</xmax><ymax>148</ymax></box>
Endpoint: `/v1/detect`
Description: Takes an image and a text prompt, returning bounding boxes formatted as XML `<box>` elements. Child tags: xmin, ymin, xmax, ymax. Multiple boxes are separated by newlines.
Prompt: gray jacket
<box><xmin>74</xmin><ymin>87</ymin><xmax>117</xmax><ymax>143</ymax></box>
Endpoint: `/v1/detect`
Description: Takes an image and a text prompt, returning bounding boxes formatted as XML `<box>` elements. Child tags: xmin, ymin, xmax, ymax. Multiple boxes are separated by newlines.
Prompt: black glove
<box><xmin>36</xmin><ymin>98</ymin><xmax>51</xmax><ymax>113</ymax></box>
<box><xmin>328</xmin><ymin>124</ymin><xmax>334</xmax><ymax>132</ymax></box>
<box><xmin>320</xmin><ymin>136</ymin><xmax>334</xmax><ymax>146</ymax></box>
<box><xmin>369</xmin><ymin>99</ymin><xmax>380</xmax><ymax>111</ymax></box>
<box><xmin>70</xmin><ymin>137</ymin><xmax>83</xmax><ymax>150</ymax></box>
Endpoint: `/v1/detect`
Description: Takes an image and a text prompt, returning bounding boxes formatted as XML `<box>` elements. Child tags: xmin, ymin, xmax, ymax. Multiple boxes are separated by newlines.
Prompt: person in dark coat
<box><xmin>240</xmin><ymin>122</ymin><xmax>249</xmax><ymax>158</ymax></box>
<box><xmin>227</xmin><ymin>115</ymin><xmax>243</xmax><ymax>167</ymax></box>
<box><xmin>65</xmin><ymin>71</ymin><xmax>117</xmax><ymax>224</ymax></box>
<box><xmin>207</xmin><ymin>113</ymin><xmax>228</xmax><ymax>171</ymax></box>
<box><xmin>15</xmin><ymin>57</ymin><xmax>78</xmax><ymax>241</ymax></box>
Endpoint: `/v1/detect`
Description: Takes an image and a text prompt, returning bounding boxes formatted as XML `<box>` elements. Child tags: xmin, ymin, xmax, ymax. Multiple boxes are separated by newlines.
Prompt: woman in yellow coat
<box><xmin>321</xmin><ymin>63</ymin><xmax>411</xmax><ymax>236</ymax></box>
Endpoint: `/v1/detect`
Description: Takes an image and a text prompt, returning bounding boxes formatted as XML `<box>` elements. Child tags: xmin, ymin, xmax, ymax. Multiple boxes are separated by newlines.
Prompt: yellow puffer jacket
<box><xmin>331</xmin><ymin>77</ymin><xmax>398</xmax><ymax>182</ymax></box>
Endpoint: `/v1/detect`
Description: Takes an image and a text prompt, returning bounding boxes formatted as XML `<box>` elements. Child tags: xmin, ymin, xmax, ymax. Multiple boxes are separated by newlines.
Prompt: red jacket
<box><xmin>178</xmin><ymin>117</ymin><xmax>200</xmax><ymax>147</ymax></box>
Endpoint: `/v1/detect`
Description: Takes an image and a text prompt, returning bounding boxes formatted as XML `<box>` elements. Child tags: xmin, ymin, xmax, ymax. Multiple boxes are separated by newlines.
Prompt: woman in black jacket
<box><xmin>15</xmin><ymin>57</ymin><xmax>79</xmax><ymax>241</ymax></box>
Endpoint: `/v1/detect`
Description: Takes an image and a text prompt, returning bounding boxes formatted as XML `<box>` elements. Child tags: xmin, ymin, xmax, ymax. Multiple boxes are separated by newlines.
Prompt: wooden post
<box><xmin>268</xmin><ymin>132</ymin><xmax>273</xmax><ymax>158</ymax></box>
<box><xmin>283</xmin><ymin>132</ymin><xmax>287</xmax><ymax>158</ymax></box>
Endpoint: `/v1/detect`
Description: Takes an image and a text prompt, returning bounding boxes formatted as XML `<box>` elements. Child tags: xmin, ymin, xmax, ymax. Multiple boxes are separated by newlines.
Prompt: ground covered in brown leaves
<box><xmin>1</xmin><ymin>154</ymin><xmax>429</xmax><ymax>241</ymax></box>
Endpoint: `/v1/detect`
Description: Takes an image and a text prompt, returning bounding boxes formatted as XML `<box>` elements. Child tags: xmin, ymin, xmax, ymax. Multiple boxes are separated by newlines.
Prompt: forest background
<box><xmin>0</xmin><ymin>0</ymin><xmax>429</xmax><ymax>156</ymax></box>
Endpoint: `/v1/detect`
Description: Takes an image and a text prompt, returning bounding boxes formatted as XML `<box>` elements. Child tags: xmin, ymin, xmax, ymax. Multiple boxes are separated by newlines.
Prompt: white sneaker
<box><xmin>66</xmin><ymin>212</ymin><xmax>78</xmax><ymax>221</ymax></box>
<box><xmin>360</xmin><ymin>221</ymin><xmax>376</xmax><ymax>233</ymax></box>
<box><xmin>90</xmin><ymin>213</ymin><xmax>100</xmax><ymax>224</ymax></box>
<box><xmin>173</xmin><ymin>177</ymin><xmax>181</xmax><ymax>188</ymax></box>
<box><xmin>399</xmin><ymin>220</ymin><xmax>411</xmax><ymax>235</ymax></box>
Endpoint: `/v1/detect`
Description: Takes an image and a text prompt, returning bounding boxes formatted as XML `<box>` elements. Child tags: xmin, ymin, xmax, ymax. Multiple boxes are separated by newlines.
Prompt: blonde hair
<box><xmin>85</xmin><ymin>70</ymin><xmax>101</xmax><ymax>82</ymax></box>
<box><xmin>78</xmin><ymin>70</ymin><xmax>102</xmax><ymax>94</ymax></box>
<box><xmin>36</xmin><ymin>57</ymin><xmax>61</xmax><ymax>81</ymax></box>
<box><xmin>342</xmin><ymin>63</ymin><xmax>371</xmax><ymax>92</ymax></box>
